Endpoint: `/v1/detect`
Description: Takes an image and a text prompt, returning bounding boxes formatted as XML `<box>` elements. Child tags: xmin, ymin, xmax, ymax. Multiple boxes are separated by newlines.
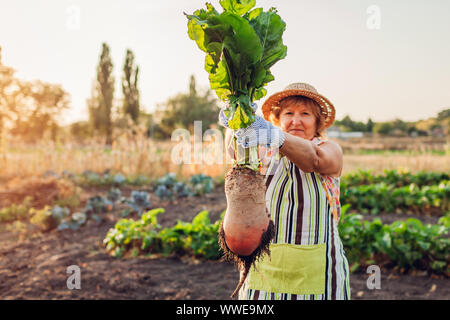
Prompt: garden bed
<box><xmin>0</xmin><ymin>185</ymin><xmax>449</xmax><ymax>300</ymax></box>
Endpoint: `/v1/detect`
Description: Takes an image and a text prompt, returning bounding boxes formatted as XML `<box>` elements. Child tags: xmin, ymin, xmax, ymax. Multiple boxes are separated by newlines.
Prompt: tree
<box><xmin>70</xmin><ymin>121</ymin><xmax>92</xmax><ymax>143</ymax></box>
<box><xmin>437</xmin><ymin>109</ymin><xmax>450</xmax><ymax>121</ymax></box>
<box><xmin>335</xmin><ymin>115</ymin><xmax>367</xmax><ymax>132</ymax></box>
<box><xmin>88</xmin><ymin>43</ymin><xmax>115</xmax><ymax>145</ymax></box>
<box><xmin>373</xmin><ymin>122</ymin><xmax>394</xmax><ymax>135</ymax></box>
<box><xmin>1</xmin><ymin>47</ymin><xmax>70</xmax><ymax>142</ymax></box>
<box><xmin>122</xmin><ymin>49</ymin><xmax>140</xmax><ymax>124</ymax></box>
<box><xmin>366</xmin><ymin>118</ymin><xmax>374</xmax><ymax>133</ymax></box>
<box><xmin>154</xmin><ymin>75</ymin><xmax>219</xmax><ymax>139</ymax></box>
<box><xmin>10</xmin><ymin>80</ymin><xmax>70</xmax><ymax>141</ymax></box>
<box><xmin>0</xmin><ymin>46</ymin><xmax>17</xmax><ymax>135</ymax></box>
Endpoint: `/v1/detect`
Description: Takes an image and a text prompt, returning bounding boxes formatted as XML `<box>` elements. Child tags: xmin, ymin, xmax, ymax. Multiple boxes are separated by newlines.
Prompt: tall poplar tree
<box><xmin>122</xmin><ymin>49</ymin><xmax>140</xmax><ymax>124</ymax></box>
<box><xmin>88</xmin><ymin>43</ymin><xmax>115</xmax><ymax>145</ymax></box>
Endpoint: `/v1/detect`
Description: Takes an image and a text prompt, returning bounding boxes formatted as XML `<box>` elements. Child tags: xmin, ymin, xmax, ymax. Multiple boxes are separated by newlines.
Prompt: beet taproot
<box><xmin>218</xmin><ymin>166</ymin><xmax>275</xmax><ymax>299</ymax></box>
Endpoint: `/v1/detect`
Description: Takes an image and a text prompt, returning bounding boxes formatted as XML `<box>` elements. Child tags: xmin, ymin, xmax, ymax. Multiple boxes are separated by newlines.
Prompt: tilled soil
<box><xmin>0</xmin><ymin>186</ymin><xmax>448</xmax><ymax>300</ymax></box>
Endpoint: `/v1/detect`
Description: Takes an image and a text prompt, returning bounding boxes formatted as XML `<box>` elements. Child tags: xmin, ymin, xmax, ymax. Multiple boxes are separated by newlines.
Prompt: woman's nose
<box><xmin>292</xmin><ymin>115</ymin><xmax>303</xmax><ymax>125</ymax></box>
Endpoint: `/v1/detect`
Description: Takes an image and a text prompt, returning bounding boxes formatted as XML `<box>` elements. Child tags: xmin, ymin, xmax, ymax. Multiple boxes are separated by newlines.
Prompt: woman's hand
<box><xmin>234</xmin><ymin>115</ymin><xmax>286</xmax><ymax>149</ymax></box>
<box><xmin>218</xmin><ymin>101</ymin><xmax>258</xmax><ymax>129</ymax></box>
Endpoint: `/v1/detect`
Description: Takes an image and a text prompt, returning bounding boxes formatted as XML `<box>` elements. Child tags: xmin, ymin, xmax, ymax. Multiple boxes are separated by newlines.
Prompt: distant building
<box><xmin>431</xmin><ymin>127</ymin><xmax>445</xmax><ymax>137</ymax></box>
<box><xmin>327</xmin><ymin>126</ymin><xmax>364</xmax><ymax>139</ymax></box>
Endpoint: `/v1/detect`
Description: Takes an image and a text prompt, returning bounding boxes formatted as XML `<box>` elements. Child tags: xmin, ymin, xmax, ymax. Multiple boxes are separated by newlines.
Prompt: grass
<box><xmin>346</xmin><ymin>149</ymin><xmax>447</xmax><ymax>156</ymax></box>
<box><xmin>343</xmin><ymin>154</ymin><xmax>450</xmax><ymax>175</ymax></box>
<box><xmin>0</xmin><ymin>133</ymin><xmax>449</xmax><ymax>181</ymax></box>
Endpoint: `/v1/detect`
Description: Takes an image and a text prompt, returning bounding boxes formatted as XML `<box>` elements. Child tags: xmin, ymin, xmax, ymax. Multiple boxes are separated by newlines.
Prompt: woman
<box><xmin>221</xmin><ymin>83</ymin><xmax>351</xmax><ymax>300</ymax></box>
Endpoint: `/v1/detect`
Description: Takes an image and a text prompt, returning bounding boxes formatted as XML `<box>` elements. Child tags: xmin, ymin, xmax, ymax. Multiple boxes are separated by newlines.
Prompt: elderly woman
<box><xmin>221</xmin><ymin>83</ymin><xmax>351</xmax><ymax>300</ymax></box>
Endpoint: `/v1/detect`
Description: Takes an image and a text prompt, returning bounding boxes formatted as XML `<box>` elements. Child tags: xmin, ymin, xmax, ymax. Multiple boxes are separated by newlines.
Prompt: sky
<box><xmin>1</xmin><ymin>0</ymin><xmax>449</xmax><ymax>125</ymax></box>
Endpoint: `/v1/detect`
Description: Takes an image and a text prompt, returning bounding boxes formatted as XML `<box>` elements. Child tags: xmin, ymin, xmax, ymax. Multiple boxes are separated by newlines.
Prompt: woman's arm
<box><xmin>279</xmin><ymin>133</ymin><xmax>343</xmax><ymax>177</ymax></box>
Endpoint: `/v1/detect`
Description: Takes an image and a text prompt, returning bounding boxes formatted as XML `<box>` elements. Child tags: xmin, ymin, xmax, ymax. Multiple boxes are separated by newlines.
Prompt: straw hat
<box><xmin>261</xmin><ymin>83</ymin><xmax>336</xmax><ymax>130</ymax></box>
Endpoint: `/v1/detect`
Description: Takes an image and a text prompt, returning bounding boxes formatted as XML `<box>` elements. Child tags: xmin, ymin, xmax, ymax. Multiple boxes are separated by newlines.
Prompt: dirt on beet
<box><xmin>0</xmin><ymin>185</ymin><xmax>449</xmax><ymax>300</ymax></box>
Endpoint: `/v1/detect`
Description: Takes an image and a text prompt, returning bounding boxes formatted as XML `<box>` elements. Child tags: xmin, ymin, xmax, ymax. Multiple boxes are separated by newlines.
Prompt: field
<box><xmin>1</xmin><ymin>135</ymin><xmax>449</xmax><ymax>182</ymax></box>
<box><xmin>0</xmin><ymin>136</ymin><xmax>449</xmax><ymax>300</ymax></box>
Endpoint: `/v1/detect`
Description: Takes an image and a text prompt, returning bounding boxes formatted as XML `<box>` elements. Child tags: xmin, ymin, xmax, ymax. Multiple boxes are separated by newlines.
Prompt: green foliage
<box><xmin>30</xmin><ymin>205</ymin><xmax>70</xmax><ymax>232</ymax></box>
<box><xmin>59</xmin><ymin>189</ymin><xmax>123</xmax><ymax>230</ymax></box>
<box><xmin>185</xmin><ymin>0</ymin><xmax>287</xmax><ymax>129</ymax></box>
<box><xmin>121</xmin><ymin>190</ymin><xmax>151</xmax><ymax>217</ymax></box>
<box><xmin>103</xmin><ymin>208</ymin><xmax>223</xmax><ymax>260</ymax></box>
<box><xmin>52</xmin><ymin>192</ymin><xmax>81</xmax><ymax>211</ymax></box>
<box><xmin>122</xmin><ymin>49</ymin><xmax>140</xmax><ymax>124</ymax></box>
<box><xmin>341</xmin><ymin>169</ymin><xmax>450</xmax><ymax>188</ymax></box>
<box><xmin>104</xmin><ymin>205</ymin><xmax>449</xmax><ymax>274</ymax></box>
<box><xmin>154</xmin><ymin>173</ymin><xmax>214</xmax><ymax>201</ymax></box>
<box><xmin>156</xmin><ymin>75</ymin><xmax>219</xmax><ymax>138</ymax></box>
<box><xmin>190</xmin><ymin>174</ymin><xmax>214</xmax><ymax>195</ymax></box>
<box><xmin>88</xmin><ymin>42</ymin><xmax>115</xmax><ymax>145</ymax></box>
<box><xmin>339</xmin><ymin>213</ymin><xmax>450</xmax><ymax>274</ymax></box>
<box><xmin>0</xmin><ymin>196</ymin><xmax>33</xmax><ymax>223</ymax></box>
<box><xmin>437</xmin><ymin>109</ymin><xmax>450</xmax><ymax>121</ymax></box>
<box><xmin>0</xmin><ymin>64</ymin><xmax>70</xmax><ymax>142</ymax></box>
<box><xmin>341</xmin><ymin>180</ymin><xmax>449</xmax><ymax>214</ymax></box>
<box><xmin>333</xmin><ymin>111</ymin><xmax>450</xmax><ymax>136</ymax></box>
<box><xmin>335</xmin><ymin>115</ymin><xmax>371</xmax><ymax>133</ymax></box>
<box><xmin>340</xmin><ymin>170</ymin><xmax>450</xmax><ymax>214</ymax></box>
<box><xmin>73</xmin><ymin>170</ymin><xmax>146</xmax><ymax>187</ymax></box>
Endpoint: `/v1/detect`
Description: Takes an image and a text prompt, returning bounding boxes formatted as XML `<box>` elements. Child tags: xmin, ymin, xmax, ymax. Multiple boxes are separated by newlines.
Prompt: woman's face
<box><xmin>279</xmin><ymin>102</ymin><xmax>318</xmax><ymax>140</ymax></box>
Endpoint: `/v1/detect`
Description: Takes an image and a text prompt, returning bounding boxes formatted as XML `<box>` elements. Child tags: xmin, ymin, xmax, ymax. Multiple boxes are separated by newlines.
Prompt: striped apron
<box><xmin>239</xmin><ymin>138</ymin><xmax>351</xmax><ymax>300</ymax></box>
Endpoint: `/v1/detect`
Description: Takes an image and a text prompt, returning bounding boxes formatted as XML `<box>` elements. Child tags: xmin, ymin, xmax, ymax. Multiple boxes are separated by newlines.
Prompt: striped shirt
<box><xmin>239</xmin><ymin>138</ymin><xmax>351</xmax><ymax>300</ymax></box>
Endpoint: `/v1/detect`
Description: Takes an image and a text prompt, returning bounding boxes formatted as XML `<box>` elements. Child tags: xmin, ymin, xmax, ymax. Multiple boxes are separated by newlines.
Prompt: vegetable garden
<box><xmin>1</xmin><ymin>167</ymin><xmax>449</xmax><ymax>299</ymax></box>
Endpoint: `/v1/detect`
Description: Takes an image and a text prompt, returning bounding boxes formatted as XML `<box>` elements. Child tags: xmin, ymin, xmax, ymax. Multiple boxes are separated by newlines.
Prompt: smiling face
<box><xmin>278</xmin><ymin>101</ymin><xmax>319</xmax><ymax>140</ymax></box>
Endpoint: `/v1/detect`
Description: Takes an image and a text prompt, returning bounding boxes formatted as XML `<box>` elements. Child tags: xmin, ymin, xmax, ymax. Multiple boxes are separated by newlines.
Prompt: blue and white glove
<box><xmin>218</xmin><ymin>101</ymin><xmax>258</xmax><ymax>129</ymax></box>
<box><xmin>235</xmin><ymin>115</ymin><xmax>286</xmax><ymax>149</ymax></box>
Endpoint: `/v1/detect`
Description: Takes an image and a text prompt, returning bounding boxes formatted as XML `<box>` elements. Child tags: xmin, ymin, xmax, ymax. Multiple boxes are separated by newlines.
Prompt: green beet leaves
<box><xmin>185</xmin><ymin>1</ymin><xmax>287</xmax><ymax>129</ymax></box>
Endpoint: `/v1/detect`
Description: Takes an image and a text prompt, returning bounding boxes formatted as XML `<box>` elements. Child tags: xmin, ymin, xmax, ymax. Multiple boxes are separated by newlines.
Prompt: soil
<box><xmin>0</xmin><ymin>185</ymin><xmax>449</xmax><ymax>300</ymax></box>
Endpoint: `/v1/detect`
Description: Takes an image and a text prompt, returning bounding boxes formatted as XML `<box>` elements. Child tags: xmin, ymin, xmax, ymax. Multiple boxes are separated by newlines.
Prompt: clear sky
<box><xmin>1</xmin><ymin>0</ymin><xmax>449</xmax><ymax>125</ymax></box>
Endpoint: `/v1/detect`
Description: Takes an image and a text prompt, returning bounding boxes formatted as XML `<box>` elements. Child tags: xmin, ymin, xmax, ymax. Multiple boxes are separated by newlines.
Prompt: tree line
<box><xmin>334</xmin><ymin>111</ymin><xmax>449</xmax><ymax>137</ymax></box>
<box><xmin>0</xmin><ymin>47</ymin><xmax>70</xmax><ymax>142</ymax></box>
<box><xmin>0</xmin><ymin>44</ymin><xmax>448</xmax><ymax>144</ymax></box>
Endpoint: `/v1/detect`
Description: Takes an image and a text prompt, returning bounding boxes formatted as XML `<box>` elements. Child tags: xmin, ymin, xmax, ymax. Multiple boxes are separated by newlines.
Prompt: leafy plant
<box><xmin>189</xmin><ymin>174</ymin><xmax>214</xmax><ymax>196</ymax></box>
<box><xmin>59</xmin><ymin>188</ymin><xmax>123</xmax><ymax>230</ymax></box>
<box><xmin>107</xmin><ymin>188</ymin><xmax>122</xmax><ymax>203</ymax></box>
<box><xmin>339</xmin><ymin>213</ymin><xmax>450</xmax><ymax>274</ymax></box>
<box><xmin>84</xmin><ymin>195</ymin><xmax>114</xmax><ymax>221</ymax></box>
<box><xmin>0</xmin><ymin>196</ymin><xmax>33</xmax><ymax>223</ymax></box>
<box><xmin>186</xmin><ymin>0</ymin><xmax>287</xmax><ymax>129</ymax></box>
<box><xmin>340</xmin><ymin>180</ymin><xmax>449</xmax><ymax>214</ymax></box>
<box><xmin>103</xmin><ymin>209</ymin><xmax>224</xmax><ymax>260</ymax></box>
<box><xmin>185</xmin><ymin>0</ymin><xmax>287</xmax><ymax>171</ymax></box>
<box><xmin>58</xmin><ymin>211</ymin><xmax>87</xmax><ymax>231</ymax></box>
<box><xmin>341</xmin><ymin>169</ymin><xmax>450</xmax><ymax>188</ymax></box>
<box><xmin>30</xmin><ymin>205</ymin><xmax>70</xmax><ymax>232</ymax></box>
<box><xmin>74</xmin><ymin>170</ymin><xmax>130</xmax><ymax>187</ymax></box>
<box><xmin>154</xmin><ymin>173</ymin><xmax>179</xmax><ymax>201</ymax></box>
<box><xmin>122</xmin><ymin>190</ymin><xmax>151</xmax><ymax>217</ymax></box>
<box><xmin>153</xmin><ymin>173</ymin><xmax>214</xmax><ymax>201</ymax></box>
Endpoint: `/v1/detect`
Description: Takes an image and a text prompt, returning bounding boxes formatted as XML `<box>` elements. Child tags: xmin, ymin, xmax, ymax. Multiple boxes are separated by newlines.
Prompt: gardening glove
<box><xmin>218</xmin><ymin>101</ymin><xmax>258</xmax><ymax>129</ymax></box>
<box><xmin>234</xmin><ymin>115</ymin><xmax>286</xmax><ymax>149</ymax></box>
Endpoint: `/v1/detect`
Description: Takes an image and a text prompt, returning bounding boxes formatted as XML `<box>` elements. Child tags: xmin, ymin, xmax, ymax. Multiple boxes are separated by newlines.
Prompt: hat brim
<box><xmin>262</xmin><ymin>89</ymin><xmax>336</xmax><ymax>130</ymax></box>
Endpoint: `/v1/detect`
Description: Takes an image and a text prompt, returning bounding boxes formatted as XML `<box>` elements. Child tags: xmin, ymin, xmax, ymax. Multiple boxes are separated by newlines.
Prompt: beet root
<box><xmin>219</xmin><ymin>166</ymin><xmax>275</xmax><ymax>299</ymax></box>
